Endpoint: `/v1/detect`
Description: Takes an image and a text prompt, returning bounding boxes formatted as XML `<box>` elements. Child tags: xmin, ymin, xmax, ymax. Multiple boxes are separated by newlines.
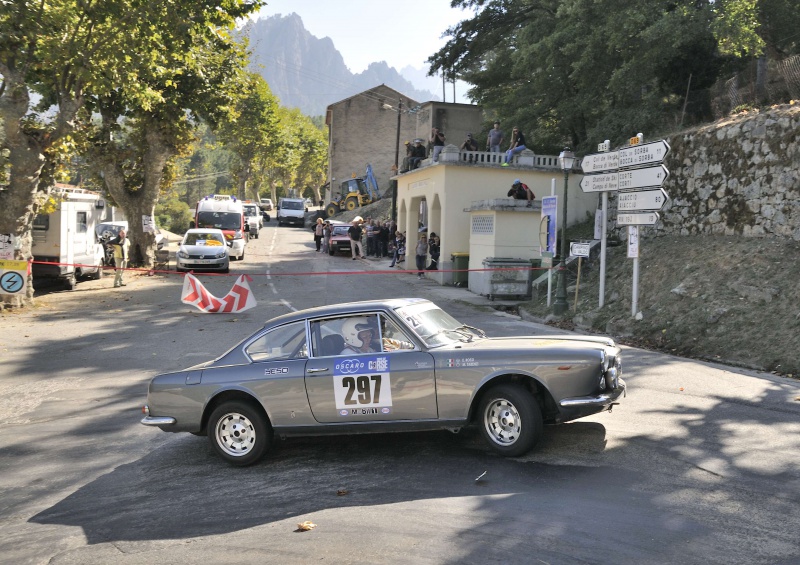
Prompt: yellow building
<box><xmin>395</xmin><ymin>145</ymin><xmax>592</xmax><ymax>289</ymax></box>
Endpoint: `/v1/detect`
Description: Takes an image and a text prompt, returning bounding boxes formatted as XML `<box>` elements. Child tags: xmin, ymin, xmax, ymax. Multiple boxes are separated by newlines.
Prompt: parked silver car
<box><xmin>142</xmin><ymin>299</ymin><xmax>625</xmax><ymax>465</ymax></box>
<box><xmin>175</xmin><ymin>228</ymin><xmax>230</xmax><ymax>273</ymax></box>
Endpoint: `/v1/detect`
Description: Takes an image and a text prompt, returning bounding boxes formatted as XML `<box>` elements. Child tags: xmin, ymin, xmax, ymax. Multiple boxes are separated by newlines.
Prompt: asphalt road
<box><xmin>1</xmin><ymin>221</ymin><xmax>799</xmax><ymax>565</ymax></box>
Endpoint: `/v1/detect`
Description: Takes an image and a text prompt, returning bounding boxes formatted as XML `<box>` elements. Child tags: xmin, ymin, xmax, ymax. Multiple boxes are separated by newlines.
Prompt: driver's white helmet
<box><xmin>342</xmin><ymin>317</ymin><xmax>375</xmax><ymax>348</ymax></box>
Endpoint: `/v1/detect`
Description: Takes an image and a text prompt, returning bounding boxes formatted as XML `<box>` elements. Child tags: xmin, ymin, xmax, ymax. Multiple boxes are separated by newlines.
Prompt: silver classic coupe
<box><xmin>142</xmin><ymin>299</ymin><xmax>625</xmax><ymax>465</ymax></box>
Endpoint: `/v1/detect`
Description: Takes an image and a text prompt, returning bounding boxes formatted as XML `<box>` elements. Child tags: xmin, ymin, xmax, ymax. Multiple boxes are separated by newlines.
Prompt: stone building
<box><xmin>325</xmin><ymin>85</ymin><xmax>485</xmax><ymax>207</ymax></box>
<box><xmin>325</xmin><ymin>85</ymin><xmax>419</xmax><ymax>205</ymax></box>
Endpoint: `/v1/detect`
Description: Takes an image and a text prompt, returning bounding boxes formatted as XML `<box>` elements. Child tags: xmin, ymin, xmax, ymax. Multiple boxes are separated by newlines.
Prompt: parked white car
<box><xmin>176</xmin><ymin>229</ymin><xmax>230</xmax><ymax>273</ymax></box>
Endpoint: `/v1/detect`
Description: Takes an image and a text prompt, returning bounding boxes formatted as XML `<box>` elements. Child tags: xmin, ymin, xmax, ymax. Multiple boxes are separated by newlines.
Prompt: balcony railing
<box><xmin>412</xmin><ymin>145</ymin><xmax>572</xmax><ymax>171</ymax></box>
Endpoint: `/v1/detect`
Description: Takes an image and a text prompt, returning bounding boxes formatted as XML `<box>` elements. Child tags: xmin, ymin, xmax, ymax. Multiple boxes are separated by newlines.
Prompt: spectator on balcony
<box><xmin>502</xmin><ymin>127</ymin><xmax>527</xmax><ymax>165</ymax></box>
<box><xmin>430</xmin><ymin>128</ymin><xmax>446</xmax><ymax>161</ymax></box>
<box><xmin>487</xmin><ymin>121</ymin><xmax>504</xmax><ymax>153</ymax></box>
<box><xmin>409</xmin><ymin>139</ymin><xmax>426</xmax><ymax>169</ymax></box>
<box><xmin>460</xmin><ymin>133</ymin><xmax>478</xmax><ymax>152</ymax></box>
<box><xmin>400</xmin><ymin>141</ymin><xmax>413</xmax><ymax>173</ymax></box>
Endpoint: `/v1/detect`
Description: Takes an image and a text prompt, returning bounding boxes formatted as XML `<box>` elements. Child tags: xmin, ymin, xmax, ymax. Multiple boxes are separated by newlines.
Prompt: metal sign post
<box><xmin>541</xmin><ymin>186</ymin><xmax>558</xmax><ymax>306</ymax></box>
<box><xmin>570</xmin><ymin>242</ymin><xmax>590</xmax><ymax>312</ymax></box>
<box><xmin>581</xmin><ymin>140</ymin><xmax>615</xmax><ymax>308</ymax></box>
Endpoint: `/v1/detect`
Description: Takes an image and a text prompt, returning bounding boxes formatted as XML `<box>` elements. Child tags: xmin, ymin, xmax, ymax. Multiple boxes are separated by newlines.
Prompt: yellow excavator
<box><xmin>325</xmin><ymin>165</ymin><xmax>381</xmax><ymax>218</ymax></box>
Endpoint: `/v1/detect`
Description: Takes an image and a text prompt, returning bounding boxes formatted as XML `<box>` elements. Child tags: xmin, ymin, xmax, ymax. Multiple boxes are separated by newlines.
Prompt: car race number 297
<box><xmin>333</xmin><ymin>355</ymin><xmax>393</xmax><ymax>416</ymax></box>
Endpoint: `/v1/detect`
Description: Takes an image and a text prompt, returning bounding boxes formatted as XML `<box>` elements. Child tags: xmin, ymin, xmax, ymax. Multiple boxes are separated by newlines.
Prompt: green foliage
<box><xmin>432</xmin><ymin>0</ymin><xmax>799</xmax><ymax>153</ymax></box>
<box><xmin>155</xmin><ymin>195</ymin><xmax>194</xmax><ymax>234</ymax></box>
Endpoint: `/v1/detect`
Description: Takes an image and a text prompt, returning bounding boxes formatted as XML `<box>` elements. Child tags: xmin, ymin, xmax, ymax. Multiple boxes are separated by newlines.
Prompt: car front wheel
<box><xmin>208</xmin><ymin>401</ymin><xmax>272</xmax><ymax>466</ymax></box>
<box><xmin>478</xmin><ymin>384</ymin><xmax>542</xmax><ymax>457</ymax></box>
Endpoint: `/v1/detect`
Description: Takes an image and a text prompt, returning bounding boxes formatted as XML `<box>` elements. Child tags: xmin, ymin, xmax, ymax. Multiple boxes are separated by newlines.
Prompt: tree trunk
<box><xmin>99</xmin><ymin>118</ymin><xmax>175</xmax><ymax>269</ymax></box>
<box><xmin>0</xmin><ymin>70</ymin><xmax>81</xmax><ymax>307</ymax></box>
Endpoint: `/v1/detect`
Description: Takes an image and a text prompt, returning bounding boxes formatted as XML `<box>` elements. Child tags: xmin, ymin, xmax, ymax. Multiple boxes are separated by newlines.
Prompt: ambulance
<box><xmin>193</xmin><ymin>194</ymin><xmax>247</xmax><ymax>260</ymax></box>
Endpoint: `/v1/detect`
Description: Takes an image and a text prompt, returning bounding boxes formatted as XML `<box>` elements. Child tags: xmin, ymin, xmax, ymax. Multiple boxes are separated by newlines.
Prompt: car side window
<box><xmin>380</xmin><ymin>315</ymin><xmax>416</xmax><ymax>351</ymax></box>
<box><xmin>310</xmin><ymin>314</ymin><xmax>415</xmax><ymax>356</ymax></box>
<box><xmin>246</xmin><ymin>321</ymin><xmax>308</xmax><ymax>362</ymax></box>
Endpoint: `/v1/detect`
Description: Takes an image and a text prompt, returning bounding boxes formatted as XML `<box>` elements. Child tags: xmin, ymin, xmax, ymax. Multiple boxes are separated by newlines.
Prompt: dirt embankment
<box><xmin>521</xmin><ymin>234</ymin><xmax>800</xmax><ymax>376</ymax></box>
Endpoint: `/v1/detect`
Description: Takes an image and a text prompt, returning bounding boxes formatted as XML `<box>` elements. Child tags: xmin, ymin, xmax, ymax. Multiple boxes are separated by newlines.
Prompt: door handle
<box><xmin>307</xmin><ymin>367</ymin><xmax>328</xmax><ymax>374</ymax></box>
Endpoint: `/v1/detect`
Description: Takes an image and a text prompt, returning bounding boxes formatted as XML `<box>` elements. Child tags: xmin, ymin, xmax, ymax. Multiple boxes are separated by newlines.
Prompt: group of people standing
<box><xmin>320</xmin><ymin>216</ymin><xmax>440</xmax><ymax>280</ymax></box>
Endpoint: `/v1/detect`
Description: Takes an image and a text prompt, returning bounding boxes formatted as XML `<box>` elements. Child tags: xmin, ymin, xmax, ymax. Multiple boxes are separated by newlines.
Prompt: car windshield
<box><xmin>196</xmin><ymin>211</ymin><xmax>240</xmax><ymax>230</ymax></box>
<box><xmin>243</xmin><ymin>205</ymin><xmax>258</xmax><ymax>216</ymax></box>
<box><xmin>184</xmin><ymin>233</ymin><xmax>225</xmax><ymax>246</ymax></box>
<box><xmin>394</xmin><ymin>302</ymin><xmax>484</xmax><ymax>347</ymax></box>
<box><xmin>281</xmin><ymin>200</ymin><xmax>304</xmax><ymax>210</ymax></box>
<box><xmin>332</xmin><ymin>226</ymin><xmax>349</xmax><ymax>236</ymax></box>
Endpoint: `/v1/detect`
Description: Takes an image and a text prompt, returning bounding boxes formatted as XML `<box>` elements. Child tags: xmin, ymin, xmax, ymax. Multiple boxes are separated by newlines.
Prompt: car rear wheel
<box><xmin>478</xmin><ymin>384</ymin><xmax>542</xmax><ymax>457</ymax></box>
<box><xmin>208</xmin><ymin>401</ymin><xmax>272</xmax><ymax>466</ymax></box>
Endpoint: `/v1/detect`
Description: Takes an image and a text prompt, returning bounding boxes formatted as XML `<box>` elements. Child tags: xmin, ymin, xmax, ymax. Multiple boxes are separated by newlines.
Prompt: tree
<box><xmin>428</xmin><ymin>0</ymin><xmax>791</xmax><ymax>153</ymax></box>
<box><xmin>215</xmin><ymin>73</ymin><xmax>280</xmax><ymax>202</ymax></box>
<box><xmin>0</xmin><ymin>0</ymin><xmax>264</xmax><ymax>306</ymax></box>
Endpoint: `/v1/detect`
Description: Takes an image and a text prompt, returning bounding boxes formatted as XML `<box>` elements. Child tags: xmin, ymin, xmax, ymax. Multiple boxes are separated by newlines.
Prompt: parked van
<box><xmin>242</xmin><ymin>201</ymin><xmax>262</xmax><ymax>239</ymax></box>
<box><xmin>193</xmin><ymin>194</ymin><xmax>247</xmax><ymax>260</ymax></box>
<box><xmin>277</xmin><ymin>197</ymin><xmax>307</xmax><ymax>227</ymax></box>
<box><xmin>32</xmin><ymin>187</ymin><xmax>106</xmax><ymax>289</ymax></box>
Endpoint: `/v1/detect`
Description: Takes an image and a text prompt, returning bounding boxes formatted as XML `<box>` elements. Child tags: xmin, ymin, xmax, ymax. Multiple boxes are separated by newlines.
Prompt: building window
<box><xmin>471</xmin><ymin>215</ymin><xmax>494</xmax><ymax>235</ymax></box>
<box><xmin>76</xmin><ymin>212</ymin><xmax>87</xmax><ymax>233</ymax></box>
<box><xmin>33</xmin><ymin>215</ymin><xmax>49</xmax><ymax>231</ymax></box>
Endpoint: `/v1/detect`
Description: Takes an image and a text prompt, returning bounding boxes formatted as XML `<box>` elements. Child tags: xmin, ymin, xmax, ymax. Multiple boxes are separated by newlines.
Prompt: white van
<box><xmin>194</xmin><ymin>195</ymin><xmax>247</xmax><ymax>260</ymax></box>
<box><xmin>277</xmin><ymin>197</ymin><xmax>307</xmax><ymax>227</ymax></box>
<box><xmin>32</xmin><ymin>187</ymin><xmax>106</xmax><ymax>289</ymax></box>
<box><xmin>242</xmin><ymin>202</ymin><xmax>262</xmax><ymax>239</ymax></box>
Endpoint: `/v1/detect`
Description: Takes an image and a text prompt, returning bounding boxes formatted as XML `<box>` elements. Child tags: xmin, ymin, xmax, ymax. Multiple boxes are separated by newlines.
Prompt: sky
<box><xmin>253</xmin><ymin>0</ymin><xmax>473</xmax><ymax>103</ymax></box>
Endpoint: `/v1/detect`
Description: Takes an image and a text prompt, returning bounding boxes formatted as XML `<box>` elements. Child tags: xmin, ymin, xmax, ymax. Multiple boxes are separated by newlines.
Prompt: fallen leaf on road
<box><xmin>337</xmin><ymin>489</ymin><xmax>348</xmax><ymax>496</ymax></box>
<box><xmin>296</xmin><ymin>521</ymin><xmax>316</xmax><ymax>532</ymax></box>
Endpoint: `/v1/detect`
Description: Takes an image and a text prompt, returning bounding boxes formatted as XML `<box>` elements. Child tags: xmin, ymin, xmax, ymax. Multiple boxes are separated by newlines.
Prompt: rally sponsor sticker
<box><xmin>333</xmin><ymin>355</ymin><xmax>392</xmax><ymax>413</ymax></box>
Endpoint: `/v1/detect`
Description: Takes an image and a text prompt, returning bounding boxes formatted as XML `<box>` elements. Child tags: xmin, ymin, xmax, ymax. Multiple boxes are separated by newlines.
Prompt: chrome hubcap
<box><xmin>484</xmin><ymin>399</ymin><xmax>521</xmax><ymax>446</ymax></box>
<box><xmin>215</xmin><ymin>412</ymin><xmax>256</xmax><ymax>457</ymax></box>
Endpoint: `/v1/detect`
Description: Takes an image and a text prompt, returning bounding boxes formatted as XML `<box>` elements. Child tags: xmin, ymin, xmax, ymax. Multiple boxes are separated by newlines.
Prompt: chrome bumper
<box><xmin>559</xmin><ymin>379</ymin><xmax>626</xmax><ymax>408</ymax></box>
<box><xmin>141</xmin><ymin>416</ymin><xmax>177</xmax><ymax>426</ymax></box>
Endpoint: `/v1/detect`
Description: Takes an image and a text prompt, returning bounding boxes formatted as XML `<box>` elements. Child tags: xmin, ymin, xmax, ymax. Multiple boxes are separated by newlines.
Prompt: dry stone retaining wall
<box><xmin>611</xmin><ymin>104</ymin><xmax>800</xmax><ymax>240</ymax></box>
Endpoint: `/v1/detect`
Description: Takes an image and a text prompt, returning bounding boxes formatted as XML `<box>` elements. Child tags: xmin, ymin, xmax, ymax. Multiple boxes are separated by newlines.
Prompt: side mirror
<box><xmin>189</xmin><ymin>221</ymin><xmax>195</xmax><ymax>229</ymax></box>
<box><xmin>305</xmin><ymin>208</ymin><xmax>309</xmax><ymax>212</ymax></box>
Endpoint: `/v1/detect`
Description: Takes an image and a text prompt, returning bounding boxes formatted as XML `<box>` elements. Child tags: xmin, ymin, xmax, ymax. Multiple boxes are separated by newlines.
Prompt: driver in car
<box><xmin>340</xmin><ymin>317</ymin><xmax>377</xmax><ymax>355</ymax></box>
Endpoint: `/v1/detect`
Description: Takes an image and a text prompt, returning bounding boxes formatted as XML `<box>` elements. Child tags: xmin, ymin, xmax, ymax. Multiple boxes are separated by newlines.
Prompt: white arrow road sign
<box><xmin>618</xmin><ymin>188</ymin><xmax>669</xmax><ymax>211</ymax></box>
<box><xmin>580</xmin><ymin>172</ymin><xmax>619</xmax><ymax>192</ymax></box>
<box><xmin>580</xmin><ymin>151</ymin><xmax>619</xmax><ymax>173</ymax></box>
<box><xmin>618</xmin><ymin>140</ymin><xmax>670</xmax><ymax>168</ymax></box>
<box><xmin>617</xmin><ymin>164</ymin><xmax>669</xmax><ymax>189</ymax></box>
<box><xmin>617</xmin><ymin>212</ymin><xmax>660</xmax><ymax>226</ymax></box>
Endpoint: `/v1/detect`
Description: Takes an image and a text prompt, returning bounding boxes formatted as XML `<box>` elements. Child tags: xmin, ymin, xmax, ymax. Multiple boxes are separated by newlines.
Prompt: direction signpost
<box><xmin>617</xmin><ymin>164</ymin><xmax>669</xmax><ymax>190</ymax></box>
<box><xmin>617</xmin><ymin>188</ymin><xmax>669</xmax><ymax>211</ymax></box>
<box><xmin>618</xmin><ymin>140</ymin><xmax>670</xmax><ymax>168</ymax></box>
<box><xmin>580</xmin><ymin>151</ymin><xmax>619</xmax><ymax>173</ymax></box>
<box><xmin>578</xmin><ymin>135</ymin><xmax>671</xmax><ymax>313</ymax></box>
<box><xmin>617</xmin><ymin>212</ymin><xmax>660</xmax><ymax>226</ymax></box>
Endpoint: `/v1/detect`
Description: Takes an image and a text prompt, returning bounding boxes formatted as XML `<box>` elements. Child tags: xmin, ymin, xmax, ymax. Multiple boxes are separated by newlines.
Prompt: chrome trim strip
<box><xmin>559</xmin><ymin>381</ymin><xmax>626</xmax><ymax>408</ymax></box>
<box><xmin>141</xmin><ymin>416</ymin><xmax>177</xmax><ymax>426</ymax></box>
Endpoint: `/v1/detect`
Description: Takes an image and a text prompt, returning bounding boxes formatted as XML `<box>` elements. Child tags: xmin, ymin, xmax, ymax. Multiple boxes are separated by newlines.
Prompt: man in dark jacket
<box><xmin>348</xmin><ymin>217</ymin><xmax>364</xmax><ymax>259</ymax></box>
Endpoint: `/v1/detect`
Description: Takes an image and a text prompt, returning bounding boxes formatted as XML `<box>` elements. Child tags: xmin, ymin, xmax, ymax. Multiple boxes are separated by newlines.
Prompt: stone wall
<box><xmin>611</xmin><ymin>103</ymin><xmax>800</xmax><ymax>240</ymax></box>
